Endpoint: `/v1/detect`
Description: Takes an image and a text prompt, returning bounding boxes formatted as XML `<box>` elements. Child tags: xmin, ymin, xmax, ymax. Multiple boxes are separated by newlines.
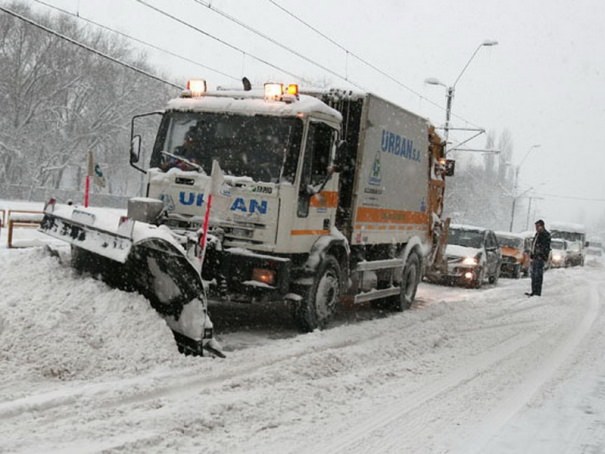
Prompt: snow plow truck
<box><xmin>39</xmin><ymin>79</ymin><xmax>449</xmax><ymax>353</ymax></box>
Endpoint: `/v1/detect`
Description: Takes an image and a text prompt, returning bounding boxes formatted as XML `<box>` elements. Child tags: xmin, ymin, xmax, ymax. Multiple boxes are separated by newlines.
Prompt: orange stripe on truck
<box><xmin>291</xmin><ymin>229</ymin><xmax>331</xmax><ymax>236</ymax></box>
<box><xmin>310</xmin><ymin>191</ymin><xmax>339</xmax><ymax>208</ymax></box>
<box><xmin>355</xmin><ymin>207</ymin><xmax>428</xmax><ymax>225</ymax></box>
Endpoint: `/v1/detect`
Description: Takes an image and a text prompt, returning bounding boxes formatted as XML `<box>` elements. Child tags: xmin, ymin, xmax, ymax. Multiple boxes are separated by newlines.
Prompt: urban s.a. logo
<box><xmin>368</xmin><ymin>151</ymin><xmax>382</xmax><ymax>186</ymax></box>
<box><xmin>381</xmin><ymin>129</ymin><xmax>421</xmax><ymax>162</ymax></box>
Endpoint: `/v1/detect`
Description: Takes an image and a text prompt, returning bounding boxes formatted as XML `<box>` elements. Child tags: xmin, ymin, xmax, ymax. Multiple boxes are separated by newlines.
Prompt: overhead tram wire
<box><xmin>134</xmin><ymin>0</ymin><xmax>312</xmax><ymax>84</ymax></box>
<box><xmin>0</xmin><ymin>5</ymin><xmax>182</xmax><ymax>90</ymax></box>
<box><xmin>266</xmin><ymin>0</ymin><xmax>481</xmax><ymax>129</ymax></box>
<box><xmin>32</xmin><ymin>0</ymin><xmax>240</xmax><ymax>82</ymax></box>
<box><xmin>186</xmin><ymin>0</ymin><xmax>470</xmax><ymax>146</ymax></box>
<box><xmin>188</xmin><ymin>0</ymin><xmax>368</xmax><ymax>92</ymax></box>
<box><xmin>533</xmin><ymin>193</ymin><xmax>605</xmax><ymax>203</ymax></box>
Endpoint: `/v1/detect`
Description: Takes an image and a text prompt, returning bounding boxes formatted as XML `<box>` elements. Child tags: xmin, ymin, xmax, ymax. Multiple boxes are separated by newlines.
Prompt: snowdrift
<box><xmin>0</xmin><ymin>247</ymin><xmax>197</xmax><ymax>391</ymax></box>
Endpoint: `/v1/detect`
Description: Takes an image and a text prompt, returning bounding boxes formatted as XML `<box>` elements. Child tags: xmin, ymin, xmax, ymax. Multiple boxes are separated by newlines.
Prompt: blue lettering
<box><xmin>404</xmin><ymin>140</ymin><xmax>412</xmax><ymax>159</ymax></box>
<box><xmin>388</xmin><ymin>133</ymin><xmax>396</xmax><ymax>154</ymax></box>
<box><xmin>179</xmin><ymin>192</ymin><xmax>195</xmax><ymax>206</ymax></box>
<box><xmin>231</xmin><ymin>197</ymin><xmax>248</xmax><ymax>212</ymax></box>
<box><xmin>380</xmin><ymin>129</ymin><xmax>423</xmax><ymax>163</ymax></box>
<box><xmin>179</xmin><ymin>191</ymin><xmax>205</xmax><ymax>206</ymax></box>
<box><xmin>381</xmin><ymin>130</ymin><xmax>389</xmax><ymax>151</ymax></box>
<box><xmin>249</xmin><ymin>199</ymin><xmax>268</xmax><ymax>214</ymax></box>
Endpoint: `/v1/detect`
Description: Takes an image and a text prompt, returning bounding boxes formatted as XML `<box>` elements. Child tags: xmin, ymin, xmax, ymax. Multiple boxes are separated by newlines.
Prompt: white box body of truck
<box><xmin>344</xmin><ymin>94</ymin><xmax>430</xmax><ymax>247</ymax></box>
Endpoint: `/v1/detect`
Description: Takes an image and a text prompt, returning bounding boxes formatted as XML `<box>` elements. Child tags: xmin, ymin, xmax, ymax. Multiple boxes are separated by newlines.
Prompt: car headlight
<box><xmin>462</xmin><ymin>256</ymin><xmax>478</xmax><ymax>266</ymax></box>
<box><xmin>552</xmin><ymin>254</ymin><xmax>562</xmax><ymax>261</ymax></box>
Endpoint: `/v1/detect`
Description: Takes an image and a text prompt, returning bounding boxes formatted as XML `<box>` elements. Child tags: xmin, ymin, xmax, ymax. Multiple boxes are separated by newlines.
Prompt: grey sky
<box><xmin>29</xmin><ymin>0</ymin><xmax>605</xmax><ymax>230</ymax></box>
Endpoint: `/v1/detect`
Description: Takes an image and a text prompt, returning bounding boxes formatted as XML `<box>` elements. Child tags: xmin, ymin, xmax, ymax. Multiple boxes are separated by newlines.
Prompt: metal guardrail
<box><xmin>6</xmin><ymin>210</ymin><xmax>44</xmax><ymax>248</ymax></box>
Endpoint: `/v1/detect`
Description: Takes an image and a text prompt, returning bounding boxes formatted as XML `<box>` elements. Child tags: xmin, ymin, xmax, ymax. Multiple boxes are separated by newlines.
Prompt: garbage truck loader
<box><xmin>40</xmin><ymin>79</ymin><xmax>449</xmax><ymax>343</ymax></box>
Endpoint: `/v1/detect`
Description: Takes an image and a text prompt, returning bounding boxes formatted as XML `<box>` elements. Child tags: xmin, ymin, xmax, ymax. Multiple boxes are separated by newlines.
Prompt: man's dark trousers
<box><xmin>531</xmin><ymin>259</ymin><xmax>545</xmax><ymax>296</ymax></box>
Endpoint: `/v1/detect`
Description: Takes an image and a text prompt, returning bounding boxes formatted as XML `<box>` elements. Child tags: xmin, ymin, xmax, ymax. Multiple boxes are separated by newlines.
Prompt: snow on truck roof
<box><xmin>549</xmin><ymin>221</ymin><xmax>586</xmax><ymax>233</ymax></box>
<box><xmin>166</xmin><ymin>90</ymin><xmax>342</xmax><ymax>121</ymax></box>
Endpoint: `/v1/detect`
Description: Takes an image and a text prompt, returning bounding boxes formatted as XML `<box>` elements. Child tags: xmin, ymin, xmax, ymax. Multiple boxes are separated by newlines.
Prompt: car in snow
<box><xmin>443</xmin><ymin>224</ymin><xmax>502</xmax><ymax>288</ymax></box>
<box><xmin>549</xmin><ymin>238</ymin><xmax>571</xmax><ymax>268</ymax></box>
<box><xmin>566</xmin><ymin>241</ymin><xmax>584</xmax><ymax>266</ymax></box>
<box><xmin>519</xmin><ymin>230</ymin><xmax>535</xmax><ymax>277</ymax></box>
<box><xmin>549</xmin><ymin>238</ymin><xmax>583</xmax><ymax>268</ymax></box>
<box><xmin>586</xmin><ymin>238</ymin><xmax>603</xmax><ymax>258</ymax></box>
<box><xmin>495</xmin><ymin>231</ymin><xmax>527</xmax><ymax>279</ymax></box>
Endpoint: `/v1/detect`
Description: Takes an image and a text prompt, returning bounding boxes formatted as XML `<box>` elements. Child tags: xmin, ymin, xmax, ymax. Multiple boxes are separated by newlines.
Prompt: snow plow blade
<box><xmin>39</xmin><ymin>200</ymin><xmax>223</xmax><ymax>358</ymax></box>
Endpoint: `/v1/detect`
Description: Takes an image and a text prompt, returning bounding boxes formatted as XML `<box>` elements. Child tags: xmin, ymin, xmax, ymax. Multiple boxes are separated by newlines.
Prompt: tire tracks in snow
<box><xmin>0</xmin><ymin>281</ymin><xmax>464</xmax><ymax>425</ymax></box>
<box><xmin>0</xmin><ymin>322</ymin><xmax>390</xmax><ymax>422</ymax></box>
<box><xmin>307</xmin><ymin>275</ymin><xmax>602</xmax><ymax>454</ymax></box>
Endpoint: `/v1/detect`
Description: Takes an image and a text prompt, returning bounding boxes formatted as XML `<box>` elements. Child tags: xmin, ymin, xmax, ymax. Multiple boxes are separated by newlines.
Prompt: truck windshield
<box><xmin>551</xmin><ymin>240</ymin><xmax>565</xmax><ymax>250</ymax></box>
<box><xmin>150</xmin><ymin>111</ymin><xmax>303</xmax><ymax>183</ymax></box>
<box><xmin>447</xmin><ymin>228</ymin><xmax>484</xmax><ymax>249</ymax></box>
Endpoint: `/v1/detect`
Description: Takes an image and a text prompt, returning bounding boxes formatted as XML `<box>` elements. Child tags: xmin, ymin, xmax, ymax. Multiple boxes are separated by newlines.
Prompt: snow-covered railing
<box><xmin>7</xmin><ymin>210</ymin><xmax>44</xmax><ymax>248</ymax></box>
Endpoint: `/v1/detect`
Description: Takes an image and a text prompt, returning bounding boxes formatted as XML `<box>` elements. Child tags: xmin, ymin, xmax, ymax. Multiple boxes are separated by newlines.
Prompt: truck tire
<box><xmin>389</xmin><ymin>252</ymin><xmax>420</xmax><ymax>312</ymax></box>
<box><xmin>294</xmin><ymin>255</ymin><xmax>341</xmax><ymax>333</ymax></box>
<box><xmin>513</xmin><ymin>264</ymin><xmax>521</xmax><ymax>279</ymax></box>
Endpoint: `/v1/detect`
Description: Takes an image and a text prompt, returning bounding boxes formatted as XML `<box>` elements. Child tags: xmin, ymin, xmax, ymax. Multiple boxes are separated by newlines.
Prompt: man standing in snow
<box><xmin>526</xmin><ymin>219</ymin><xmax>551</xmax><ymax>297</ymax></box>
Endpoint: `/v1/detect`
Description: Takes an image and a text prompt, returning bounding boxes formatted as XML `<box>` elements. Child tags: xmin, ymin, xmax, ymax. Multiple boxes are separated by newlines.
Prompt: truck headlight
<box><xmin>462</xmin><ymin>257</ymin><xmax>478</xmax><ymax>266</ymax></box>
<box><xmin>252</xmin><ymin>268</ymin><xmax>276</xmax><ymax>285</ymax></box>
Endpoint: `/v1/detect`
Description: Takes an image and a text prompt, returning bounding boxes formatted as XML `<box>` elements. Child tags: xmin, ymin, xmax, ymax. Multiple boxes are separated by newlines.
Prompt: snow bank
<box><xmin>0</xmin><ymin>247</ymin><xmax>196</xmax><ymax>395</ymax></box>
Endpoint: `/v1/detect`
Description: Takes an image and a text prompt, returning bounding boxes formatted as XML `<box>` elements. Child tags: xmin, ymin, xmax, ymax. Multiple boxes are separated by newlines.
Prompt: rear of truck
<box><xmin>320</xmin><ymin>91</ymin><xmax>446</xmax><ymax>309</ymax></box>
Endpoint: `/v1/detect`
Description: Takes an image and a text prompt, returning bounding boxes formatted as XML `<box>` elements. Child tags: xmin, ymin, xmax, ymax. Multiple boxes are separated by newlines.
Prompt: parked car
<box><xmin>549</xmin><ymin>238</ymin><xmax>570</xmax><ymax>268</ymax></box>
<box><xmin>566</xmin><ymin>240</ymin><xmax>584</xmax><ymax>266</ymax></box>
<box><xmin>495</xmin><ymin>231</ymin><xmax>527</xmax><ymax>279</ymax></box>
<box><xmin>443</xmin><ymin>224</ymin><xmax>502</xmax><ymax>288</ymax></box>
<box><xmin>586</xmin><ymin>238</ymin><xmax>603</xmax><ymax>258</ymax></box>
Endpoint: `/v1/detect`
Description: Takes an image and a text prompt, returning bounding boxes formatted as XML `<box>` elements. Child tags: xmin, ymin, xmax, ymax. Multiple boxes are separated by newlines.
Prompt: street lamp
<box><xmin>425</xmin><ymin>40</ymin><xmax>498</xmax><ymax>152</ymax></box>
<box><xmin>509</xmin><ymin>144</ymin><xmax>541</xmax><ymax>231</ymax></box>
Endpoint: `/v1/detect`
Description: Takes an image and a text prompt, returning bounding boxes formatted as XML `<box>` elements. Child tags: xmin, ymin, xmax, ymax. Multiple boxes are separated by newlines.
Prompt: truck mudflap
<box><xmin>39</xmin><ymin>200</ymin><xmax>223</xmax><ymax>358</ymax></box>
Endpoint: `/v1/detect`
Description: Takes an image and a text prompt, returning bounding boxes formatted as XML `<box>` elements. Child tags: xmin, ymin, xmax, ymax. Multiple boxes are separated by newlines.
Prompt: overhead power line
<box><xmin>189</xmin><ymin>0</ymin><xmax>367</xmax><ymax>92</ymax></box>
<box><xmin>32</xmin><ymin>0</ymin><xmax>240</xmax><ymax>82</ymax></box>
<box><xmin>265</xmin><ymin>2</ymin><xmax>440</xmax><ymax>108</ymax></box>
<box><xmin>134</xmin><ymin>0</ymin><xmax>312</xmax><ymax>84</ymax></box>
<box><xmin>0</xmin><ymin>5</ymin><xmax>182</xmax><ymax>89</ymax></box>
<box><xmin>533</xmin><ymin>193</ymin><xmax>605</xmax><ymax>203</ymax></box>
<box><xmin>266</xmin><ymin>0</ymin><xmax>481</xmax><ymax>129</ymax></box>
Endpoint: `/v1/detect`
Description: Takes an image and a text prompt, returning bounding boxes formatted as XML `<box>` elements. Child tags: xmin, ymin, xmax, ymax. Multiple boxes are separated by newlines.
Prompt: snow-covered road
<box><xmin>1</xmin><ymin>245</ymin><xmax>604</xmax><ymax>453</ymax></box>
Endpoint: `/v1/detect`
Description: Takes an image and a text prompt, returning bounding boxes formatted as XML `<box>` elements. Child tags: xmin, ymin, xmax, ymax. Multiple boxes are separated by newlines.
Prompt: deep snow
<box><xmin>1</xmin><ymin>204</ymin><xmax>605</xmax><ymax>453</ymax></box>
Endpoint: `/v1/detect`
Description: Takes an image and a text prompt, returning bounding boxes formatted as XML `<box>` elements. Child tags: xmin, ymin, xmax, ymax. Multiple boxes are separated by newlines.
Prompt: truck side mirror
<box><xmin>130</xmin><ymin>135</ymin><xmax>142</xmax><ymax>164</ymax></box>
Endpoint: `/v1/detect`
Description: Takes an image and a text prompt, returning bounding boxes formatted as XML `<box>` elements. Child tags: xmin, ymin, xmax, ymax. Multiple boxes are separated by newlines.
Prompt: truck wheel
<box><xmin>294</xmin><ymin>256</ymin><xmax>341</xmax><ymax>332</ymax></box>
<box><xmin>389</xmin><ymin>252</ymin><xmax>420</xmax><ymax>312</ymax></box>
<box><xmin>513</xmin><ymin>264</ymin><xmax>521</xmax><ymax>279</ymax></box>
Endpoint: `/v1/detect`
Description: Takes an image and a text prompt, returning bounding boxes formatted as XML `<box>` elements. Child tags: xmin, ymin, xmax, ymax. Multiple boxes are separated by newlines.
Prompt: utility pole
<box><xmin>425</xmin><ymin>40</ymin><xmax>498</xmax><ymax>155</ymax></box>
<box><xmin>525</xmin><ymin>196</ymin><xmax>544</xmax><ymax>230</ymax></box>
<box><xmin>509</xmin><ymin>145</ymin><xmax>540</xmax><ymax>231</ymax></box>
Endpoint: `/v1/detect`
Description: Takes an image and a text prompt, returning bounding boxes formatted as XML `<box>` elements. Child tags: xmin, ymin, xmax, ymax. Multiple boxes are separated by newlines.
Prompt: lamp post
<box><xmin>425</xmin><ymin>40</ymin><xmax>498</xmax><ymax>152</ymax></box>
<box><xmin>509</xmin><ymin>144</ymin><xmax>541</xmax><ymax>231</ymax></box>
